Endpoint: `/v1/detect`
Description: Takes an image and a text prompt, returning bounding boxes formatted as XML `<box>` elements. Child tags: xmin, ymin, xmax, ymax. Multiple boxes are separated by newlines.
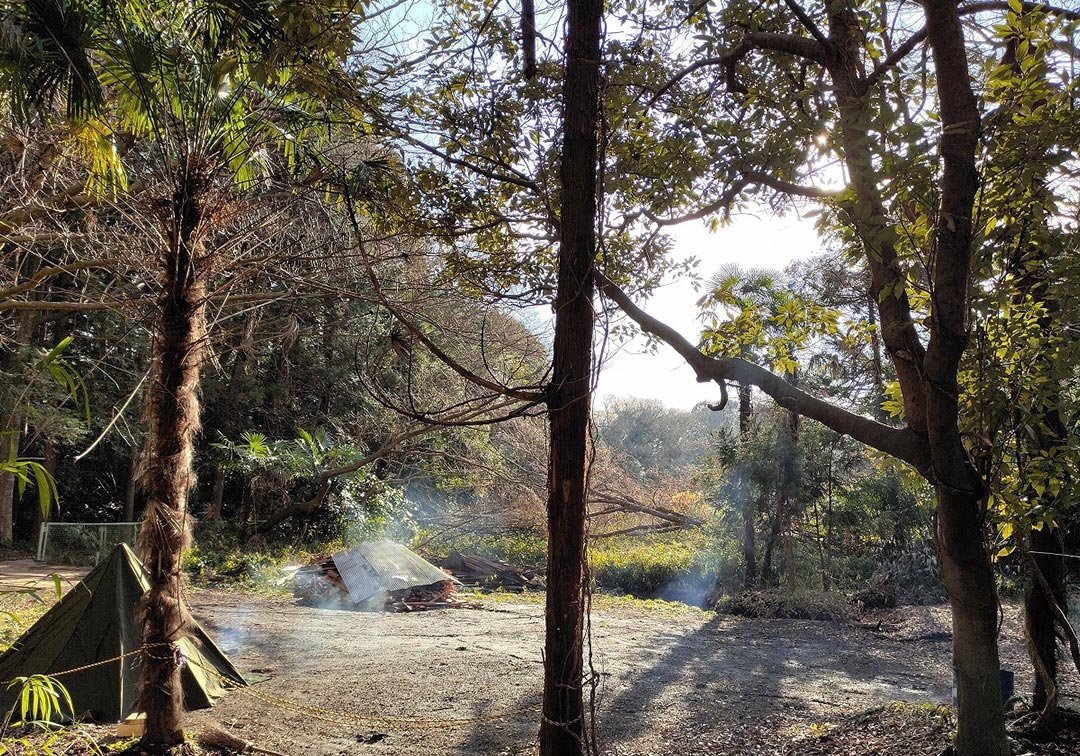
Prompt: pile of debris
<box><xmin>292</xmin><ymin>541</ymin><xmax>479</xmax><ymax>611</ymax></box>
<box><xmin>439</xmin><ymin>550</ymin><xmax>544</xmax><ymax>592</ymax></box>
<box><xmin>293</xmin><ymin>556</ymin><xmax>352</xmax><ymax>608</ymax></box>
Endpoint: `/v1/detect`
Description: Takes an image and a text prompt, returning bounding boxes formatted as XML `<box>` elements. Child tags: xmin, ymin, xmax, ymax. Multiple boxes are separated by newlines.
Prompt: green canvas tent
<box><xmin>0</xmin><ymin>543</ymin><xmax>246</xmax><ymax>722</ymax></box>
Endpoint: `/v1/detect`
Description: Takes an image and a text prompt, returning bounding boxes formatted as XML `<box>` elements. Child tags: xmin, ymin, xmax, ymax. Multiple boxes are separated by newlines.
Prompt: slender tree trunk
<box><xmin>0</xmin><ymin>469</ymin><xmax>15</xmax><ymax>547</ymax></box>
<box><xmin>205</xmin><ymin>466</ymin><xmax>226</xmax><ymax>521</ymax></box>
<box><xmin>813</xmin><ymin>440</ymin><xmax>832</xmax><ymax>591</ymax></box>
<box><xmin>124</xmin><ymin>444</ymin><xmax>140</xmax><ymax>522</ymax></box>
<box><xmin>538</xmin><ymin>0</ymin><xmax>601</xmax><ymax>751</ymax></box>
<box><xmin>779</xmin><ymin>397</ymin><xmax>800</xmax><ymax>590</ymax></box>
<box><xmin>997</xmin><ymin>16</ymin><xmax>1068</xmax><ymax>716</ymax></box>
<box><xmin>1027</xmin><ymin>525</ymin><xmax>1065</xmax><ymax>713</ymax></box>
<box><xmin>823</xmin><ymin>444</ymin><xmax>834</xmax><ymax>591</ymax></box>
<box><xmin>759</xmin><ymin>497</ymin><xmax>782</xmax><ymax>588</ymax></box>
<box><xmin>30</xmin><ymin>434</ymin><xmax>56</xmax><ymax>546</ymax></box>
<box><xmin>205</xmin><ymin>310</ymin><xmax>255</xmax><ymax>524</ymax></box>
<box><xmin>137</xmin><ymin>162</ymin><xmax>212</xmax><ymax>747</ymax></box>
<box><xmin>865</xmin><ymin>290</ymin><xmax>887</xmax><ymax>421</ymax></box>
<box><xmin>737</xmin><ymin>383</ymin><xmax>756</xmax><ymax>589</ymax></box>
<box><xmin>0</xmin><ymin>311</ymin><xmax>33</xmax><ymax>545</ymax></box>
<box><xmin>741</xmin><ymin>498</ymin><xmax>757</xmax><ymax>590</ymax></box>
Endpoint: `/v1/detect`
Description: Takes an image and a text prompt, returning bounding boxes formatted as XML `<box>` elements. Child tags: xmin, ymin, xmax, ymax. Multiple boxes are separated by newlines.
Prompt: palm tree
<box><xmin>1</xmin><ymin>0</ymin><xmax>361</xmax><ymax>744</ymax></box>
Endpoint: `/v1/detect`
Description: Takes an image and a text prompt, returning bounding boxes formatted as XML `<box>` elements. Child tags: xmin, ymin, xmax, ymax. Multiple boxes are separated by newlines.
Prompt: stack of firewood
<box><xmin>386</xmin><ymin>580</ymin><xmax>482</xmax><ymax>612</ymax></box>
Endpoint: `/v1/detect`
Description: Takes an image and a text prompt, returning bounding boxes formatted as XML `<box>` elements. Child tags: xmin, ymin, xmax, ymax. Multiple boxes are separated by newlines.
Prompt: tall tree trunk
<box><xmin>922</xmin><ymin>1</ymin><xmax>1007</xmax><ymax>751</ymax></box>
<box><xmin>205</xmin><ymin>310</ymin><xmax>256</xmax><ymax>523</ymax></box>
<box><xmin>759</xmin><ymin>496</ymin><xmax>782</xmax><ymax>589</ymax></box>
<box><xmin>538</xmin><ymin>0</ymin><xmax>601</xmax><ymax>751</ymax></box>
<box><xmin>137</xmin><ymin>162</ymin><xmax>212</xmax><ymax>747</ymax></box>
<box><xmin>0</xmin><ymin>470</ymin><xmax>15</xmax><ymax>547</ymax></box>
<box><xmin>996</xmin><ymin>15</ymin><xmax>1068</xmax><ymax>718</ymax></box>
<box><xmin>865</xmin><ymin>289</ymin><xmax>887</xmax><ymax>422</ymax></box>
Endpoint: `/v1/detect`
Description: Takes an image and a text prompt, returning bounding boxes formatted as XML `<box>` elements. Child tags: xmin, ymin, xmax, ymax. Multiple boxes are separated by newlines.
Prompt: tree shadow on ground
<box><xmin>590</xmin><ymin>612</ymin><xmax>951</xmax><ymax>748</ymax></box>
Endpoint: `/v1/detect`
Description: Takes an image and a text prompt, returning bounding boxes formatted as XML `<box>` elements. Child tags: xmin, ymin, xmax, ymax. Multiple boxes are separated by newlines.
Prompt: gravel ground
<box><xmin>182</xmin><ymin>590</ymin><xmax>1069</xmax><ymax>756</ymax></box>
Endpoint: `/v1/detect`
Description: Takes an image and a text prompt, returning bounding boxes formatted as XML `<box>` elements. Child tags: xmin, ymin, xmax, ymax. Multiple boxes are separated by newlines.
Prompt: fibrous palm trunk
<box><xmin>137</xmin><ymin>161</ymin><xmax>212</xmax><ymax>746</ymax></box>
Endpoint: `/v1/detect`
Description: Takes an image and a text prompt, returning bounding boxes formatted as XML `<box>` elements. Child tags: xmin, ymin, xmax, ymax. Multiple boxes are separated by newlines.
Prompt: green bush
<box><xmin>588</xmin><ymin>532</ymin><xmax>741</xmax><ymax>604</ymax></box>
<box><xmin>414</xmin><ymin>529</ymin><xmax>548</xmax><ymax>567</ymax></box>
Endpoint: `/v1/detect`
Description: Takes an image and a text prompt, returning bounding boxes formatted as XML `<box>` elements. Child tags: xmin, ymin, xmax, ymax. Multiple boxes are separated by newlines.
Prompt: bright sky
<box><xmin>594</xmin><ymin>213</ymin><xmax>825</xmax><ymax>410</ymax></box>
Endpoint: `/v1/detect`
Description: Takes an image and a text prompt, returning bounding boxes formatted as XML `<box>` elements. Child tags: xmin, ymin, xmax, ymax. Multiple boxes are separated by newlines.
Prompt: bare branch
<box><xmin>961</xmin><ymin>1</ymin><xmax>1080</xmax><ymax>22</ymax></box>
<box><xmin>639</xmin><ymin>170</ymin><xmax>836</xmax><ymax>227</ymax></box>
<box><xmin>867</xmin><ymin>1</ymin><xmax>1080</xmax><ymax>87</ymax></box>
<box><xmin>0</xmin><ymin>258</ymin><xmax>122</xmax><ymax>300</ymax></box>
<box><xmin>743</xmin><ymin>171</ymin><xmax>841</xmax><ymax>198</ymax></box>
<box><xmin>647</xmin><ymin>32</ymin><xmax>829</xmax><ymax>109</ymax></box>
<box><xmin>868</xmin><ymin>29</ymin><xmax>928</xmax><ymax>86</ymax></box>
<box><xmin>781</xmin><ymin>0</ymin><xmax>830</xmax><ymax>47</ymax></box>
<box><xmin>596</xmin><ymin>271</ymin><xmax>931</xmax><ymax>474</ymax></box>
<box><xmin>643</xmin><ymin>180</ymin><xmax>749</xmax><ymax>226</ymax></box>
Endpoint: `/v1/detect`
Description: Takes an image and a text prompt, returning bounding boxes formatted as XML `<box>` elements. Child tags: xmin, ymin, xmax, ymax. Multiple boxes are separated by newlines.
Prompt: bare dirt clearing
<box><xmin>184</xmin><ymin>589</ymin><xmax>1070</xmax><ymax>756</ymax></box>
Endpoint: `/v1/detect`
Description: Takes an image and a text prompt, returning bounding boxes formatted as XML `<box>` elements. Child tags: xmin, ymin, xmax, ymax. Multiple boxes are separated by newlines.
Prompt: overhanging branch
<box><xmin>596</xmin><ymin>272</ymin><xmax>931</xmax><ymax>474</ymax></box>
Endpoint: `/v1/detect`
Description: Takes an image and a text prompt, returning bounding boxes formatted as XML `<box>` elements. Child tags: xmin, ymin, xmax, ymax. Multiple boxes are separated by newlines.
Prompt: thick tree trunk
<box><xmin>937</xmin><ymin>488</ymin><xmax>1008</xmax><ymax>755</ymax></box>
<box><xmin>538</xmin><ymin>0</ymin><xmax>601</xmax><ymax>751</ymax></box>
<box><xmin>137</xmin><ymin>163</ymin><xmax>212</xmax><ymax>747</ymax></box>
<box><xmin>921</xmin><ymin>0</ymin><xmax>1008</xmax><ymax>751</ymax></box>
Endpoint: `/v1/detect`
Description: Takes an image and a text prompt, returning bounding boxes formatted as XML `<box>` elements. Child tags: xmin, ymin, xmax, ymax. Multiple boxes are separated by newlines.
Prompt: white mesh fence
<box><xmin>37</xmin><ymin>522</ymin><xmax>139</xmax><ymax>566</ymax></box>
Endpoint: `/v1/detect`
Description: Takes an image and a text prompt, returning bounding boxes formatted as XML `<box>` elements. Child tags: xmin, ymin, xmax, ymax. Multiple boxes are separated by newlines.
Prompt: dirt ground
<box><xmin>180</xmin><ymin>589</ymin><xmax>1072</xmax><ymax>756</ymax></box>
<box><xmin>0</xmin><ymin>558</ymin><xmax>89</xmax><ymax>592</ymax></box>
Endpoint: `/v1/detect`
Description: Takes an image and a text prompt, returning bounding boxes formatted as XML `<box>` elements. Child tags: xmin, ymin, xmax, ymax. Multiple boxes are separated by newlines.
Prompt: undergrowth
<box><xmin>717</xmin><ymin>588</ymin><xmax>852</xmax><ymax>621</ymax></box>
<box><xmin>0</xmin><ymin>583</ymin><xmax>66</xmax><ymax>650</ymax></box>
<box><xmin>478</xmin><ymin>587</ymin><xmax>710</xmax><ymax>618</ymax></box>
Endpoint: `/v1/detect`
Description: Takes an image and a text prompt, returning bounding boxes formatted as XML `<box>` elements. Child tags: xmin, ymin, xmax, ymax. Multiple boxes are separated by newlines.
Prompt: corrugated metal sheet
<box><xmin>333</xmin><ymin>541</ymin><xmax>456</xmax><ymax>604</ymax></box>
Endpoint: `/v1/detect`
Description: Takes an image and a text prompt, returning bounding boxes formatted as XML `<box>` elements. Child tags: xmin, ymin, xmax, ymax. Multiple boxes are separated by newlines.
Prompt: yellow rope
<box><xmin>9</xmin><ymin>643</ymin><xmax>173</xmax><ymax>681</ymax></box>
